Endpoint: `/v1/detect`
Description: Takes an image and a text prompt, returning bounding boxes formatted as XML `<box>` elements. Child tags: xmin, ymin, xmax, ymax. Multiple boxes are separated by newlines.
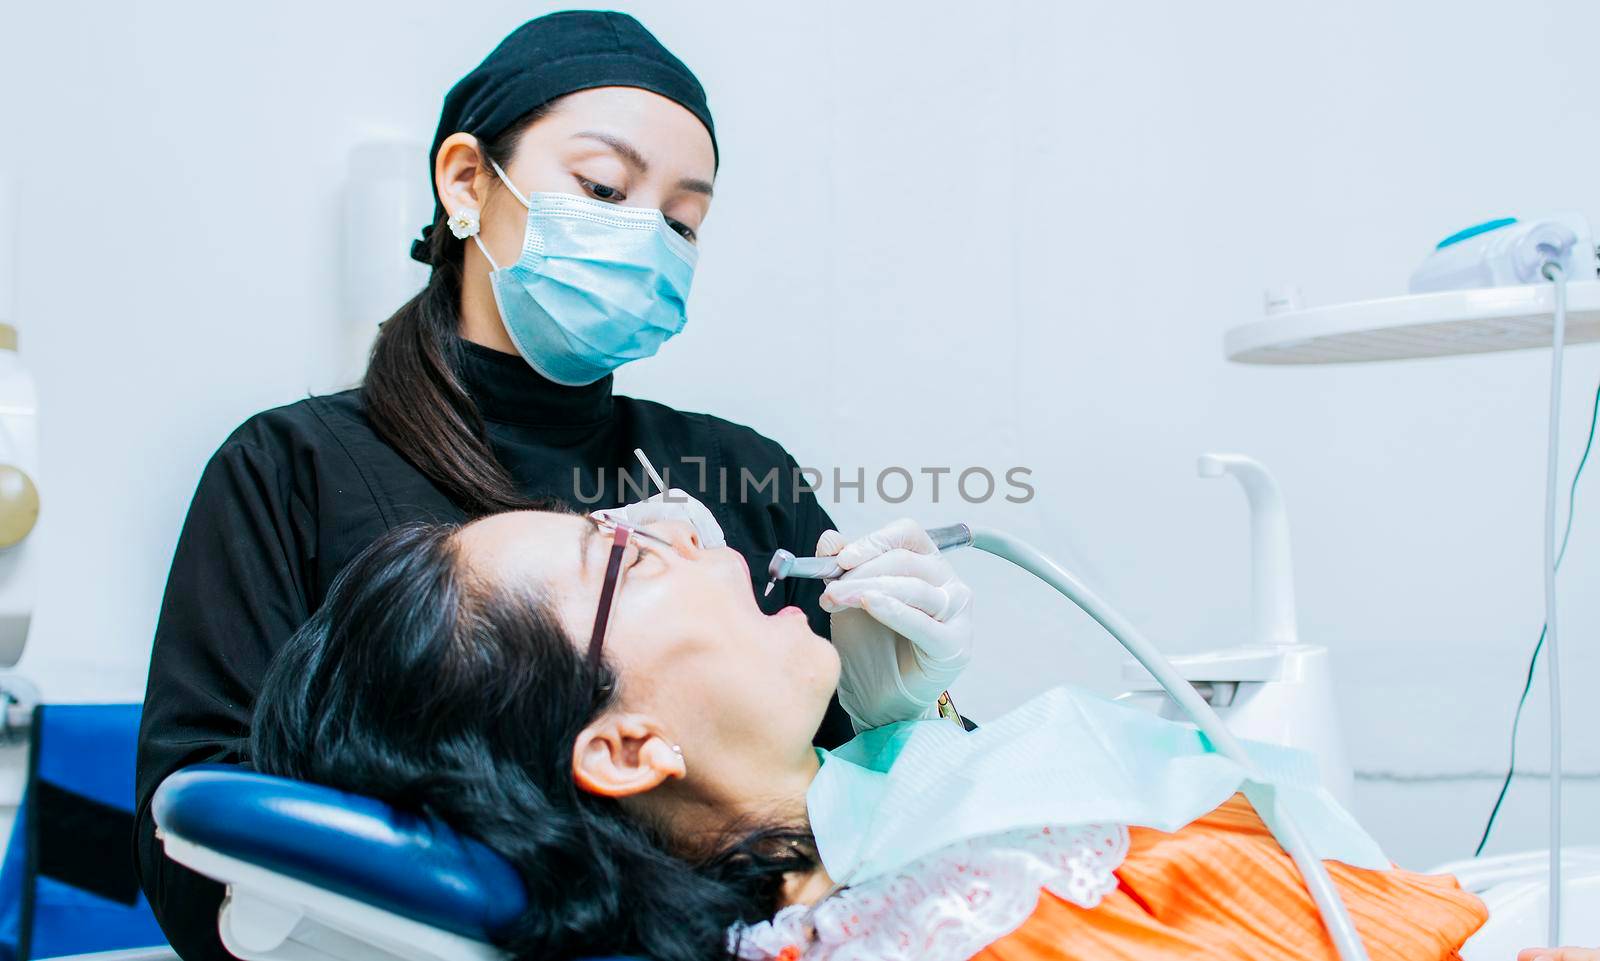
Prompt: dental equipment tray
<box><xmin>1226</xmin><ymin>279</ymin><xmax>1600</xmax><ymax>364</ymax></box>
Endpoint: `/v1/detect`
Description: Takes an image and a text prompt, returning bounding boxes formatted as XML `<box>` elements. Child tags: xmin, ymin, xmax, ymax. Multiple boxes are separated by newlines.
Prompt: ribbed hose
<box><xmin>965</xmin><ymin>525</ymin><xmax>1371</xmax><ymax>961</ymax></box>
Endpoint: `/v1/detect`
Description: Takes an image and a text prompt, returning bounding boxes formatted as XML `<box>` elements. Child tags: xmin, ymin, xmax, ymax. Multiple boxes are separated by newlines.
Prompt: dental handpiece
<box><xmin>763</xmin><ymin>523</ymin><xmax>974</xmax><ymax>596</ymax></box>
<box><xmin>765</xmin><ymin>523</ymin><xmax>975</xmax><ymax>728</ymax></box>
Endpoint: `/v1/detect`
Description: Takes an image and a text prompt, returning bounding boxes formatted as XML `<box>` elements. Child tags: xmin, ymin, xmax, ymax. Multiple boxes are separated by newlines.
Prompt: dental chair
<box><xmin>151</xmin><ymin>766</ymin><xmax>640</xmax><ymax>961</ymax></box>
<box><xmin>155</xmin><ymin>768</ymin><xmax>1600</xmax><ymax>961</ymax></box>
<box><xmin>1435</xmin><ymin>848</ymin><xmax>1600</xmax><ymax>960</ymax></box>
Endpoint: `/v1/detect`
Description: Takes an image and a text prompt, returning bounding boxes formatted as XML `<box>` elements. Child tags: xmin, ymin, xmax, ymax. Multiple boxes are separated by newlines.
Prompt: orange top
<box><xmin>973</xmin><ymin>794</ymin><xmax>1487</xmax><ymax>961</ymax></box>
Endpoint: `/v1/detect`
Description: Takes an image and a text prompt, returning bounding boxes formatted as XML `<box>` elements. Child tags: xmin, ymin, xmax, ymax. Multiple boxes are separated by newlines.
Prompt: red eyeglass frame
<box><xmin>587</xmin><ymin>522</ymin><xmax>632</xmax><ymax>670</ymax></box>
<box><xmin>585</xmin><ymin>516</ymin><xmax>677</xmax><ymax>672</ymax></box>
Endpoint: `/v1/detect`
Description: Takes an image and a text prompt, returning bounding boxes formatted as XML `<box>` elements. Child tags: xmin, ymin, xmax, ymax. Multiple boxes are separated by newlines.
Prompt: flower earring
<box><xmin>447</xmin><ymin>208</ymin><xmax>481</xmax><ymax>239</ymax></box>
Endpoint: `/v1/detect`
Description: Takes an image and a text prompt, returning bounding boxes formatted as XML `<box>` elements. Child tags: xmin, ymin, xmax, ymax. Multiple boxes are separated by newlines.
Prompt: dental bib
<box><xmin>731</xmin><ymin>686</ymin><xmax>1389</xmax><ymax>960</ymax></box>
<box><xmin>806</xmin><ymin>684</ymin><xmax>1388</xmax><ymax>888</ymax></box>
<box><xmin>731</xmin><ymin>821</ymin><xmax>1129</xmax><ymax>961</ymax></box>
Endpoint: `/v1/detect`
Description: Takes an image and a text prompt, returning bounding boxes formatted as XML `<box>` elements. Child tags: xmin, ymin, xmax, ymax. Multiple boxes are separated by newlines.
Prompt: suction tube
<box><xmin>960</xmin><ymin>525</ymin><xmax>1371</xmax><ymax>961</ymax></box>
<box><xmin>1539</xmin><ymin>260</ymin><xmax>1568</xmax><ymax>944</ymax></box>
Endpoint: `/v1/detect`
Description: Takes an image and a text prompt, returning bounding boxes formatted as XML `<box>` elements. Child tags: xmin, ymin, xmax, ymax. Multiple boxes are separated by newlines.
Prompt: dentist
<box><xmin>134</xmin><ymin>11</ymin><xmax>973</xmax><ymax>961</ymax></box>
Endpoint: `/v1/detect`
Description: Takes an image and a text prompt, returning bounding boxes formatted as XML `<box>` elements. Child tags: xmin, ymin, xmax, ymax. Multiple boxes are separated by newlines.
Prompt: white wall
<box><xmin>2</xmin><ymin>0</ymin><xmax>1597</xmax><ymax>869</ymax></box>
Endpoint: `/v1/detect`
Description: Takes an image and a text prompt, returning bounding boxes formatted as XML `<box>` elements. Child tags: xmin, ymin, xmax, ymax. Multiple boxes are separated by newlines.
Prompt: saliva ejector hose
<box><xmin>1538</xmin><ymin>257</ymin><xmax>1569</xmax><ymax>944</ymax></box>
<box><xmin>767</xmin><ymin>524</ymin><xmax>1372</xmax><ymax>961</ymax></box>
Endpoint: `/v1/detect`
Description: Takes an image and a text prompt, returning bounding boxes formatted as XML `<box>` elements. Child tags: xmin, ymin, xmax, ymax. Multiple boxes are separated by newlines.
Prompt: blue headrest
<box><xmin>152</xmin><ymin>765</ymin><xmax>528</xmax><ymax>943</ymax></box>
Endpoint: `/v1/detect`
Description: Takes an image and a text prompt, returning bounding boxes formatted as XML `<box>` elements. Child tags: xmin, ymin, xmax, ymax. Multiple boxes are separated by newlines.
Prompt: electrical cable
<box><xmin>1475</xmin><ymin>372</ymin><xmax>1600</xmax><ymax>858</ymax></box>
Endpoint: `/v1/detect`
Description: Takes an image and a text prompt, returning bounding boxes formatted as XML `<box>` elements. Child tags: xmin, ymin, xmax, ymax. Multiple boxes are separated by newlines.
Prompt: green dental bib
<box><xmin>806</xmin><ymin>685</ymin><xmax>1387</xmax><ymax>886</ymax></box>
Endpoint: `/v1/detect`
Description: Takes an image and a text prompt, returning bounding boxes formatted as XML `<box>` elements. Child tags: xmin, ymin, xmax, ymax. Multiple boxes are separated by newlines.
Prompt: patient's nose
<box><xmin>652</xmin><ymin>519</ymin><xmax>702</xmax><ymax>554</ymax></box>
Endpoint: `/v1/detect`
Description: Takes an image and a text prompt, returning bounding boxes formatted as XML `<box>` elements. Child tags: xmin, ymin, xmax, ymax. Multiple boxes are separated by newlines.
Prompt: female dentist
<box><xmin>133</xmin><ymin>11</ymin><xmax>973</xmax><ymax>961</ymax></box>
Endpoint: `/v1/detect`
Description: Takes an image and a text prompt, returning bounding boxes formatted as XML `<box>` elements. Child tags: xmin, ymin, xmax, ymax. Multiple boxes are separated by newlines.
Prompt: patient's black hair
<box><xmin>252</xmin><ymin>518</ymin><xmax>815</xmax><ymax>961</ymax></box>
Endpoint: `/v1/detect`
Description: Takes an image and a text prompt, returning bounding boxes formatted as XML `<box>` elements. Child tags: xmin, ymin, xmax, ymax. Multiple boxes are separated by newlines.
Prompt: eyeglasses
<box><xmin>585</xmin><ymin>514</ymin><xmax>677</xmax><ymax>672</ymax></box>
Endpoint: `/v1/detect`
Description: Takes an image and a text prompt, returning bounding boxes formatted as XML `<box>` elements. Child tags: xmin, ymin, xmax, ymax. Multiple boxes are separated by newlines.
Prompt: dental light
<box><xmin>1227</xmin><ymin>216</ymin><xmax>1598</xmax><ymax>364</ymax></box>
<box><xmin>1225</xmin><ymin>214</ymin><xmax>1600</xmax><ymax>945</ymax></box>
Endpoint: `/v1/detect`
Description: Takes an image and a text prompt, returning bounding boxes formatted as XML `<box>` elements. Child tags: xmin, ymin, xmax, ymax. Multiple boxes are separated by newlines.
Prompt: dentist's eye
<box><xmin>579</xmin><ymin>177</ymin><xmax>625</xmax><ymax>202</ymax></box>
<box><xmin>667</xmin><ymin>219</ymin><xmax>697</xmax><ymax>243</ymax></box>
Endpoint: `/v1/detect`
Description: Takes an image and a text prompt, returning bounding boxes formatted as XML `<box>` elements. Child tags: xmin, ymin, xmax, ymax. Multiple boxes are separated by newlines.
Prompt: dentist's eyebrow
<box><xmin>573</xmin><ymin>131</ymin><xmax>649</xmax><ymax>173</ymax></box>
<box><xmin>675</xmin><ymin>176</ymin><xmax>713</xmax><ymax>197</ymax></box>
<box><xmin>572</xmin><ymin>130</ymin><xmax>714</xmax><ymax>197</ymax></box>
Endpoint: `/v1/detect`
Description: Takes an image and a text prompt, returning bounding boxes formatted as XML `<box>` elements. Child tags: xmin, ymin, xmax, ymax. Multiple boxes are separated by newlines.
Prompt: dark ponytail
<box><xmin>361</xmin><ymin>106</ymin><xmax>556</xmax><ymax>516</ymax></box>
<box><xmin>252</xmin><ymin>519</ymin><xmax>816</xmax><ymax>961</ymax></box>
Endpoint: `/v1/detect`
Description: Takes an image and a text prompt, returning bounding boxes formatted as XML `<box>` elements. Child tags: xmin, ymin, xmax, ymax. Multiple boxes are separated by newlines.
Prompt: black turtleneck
<box><xmin>134</xmin><ymin>340</ymin><xmax>847</xmax><ymax>961</ymax></box>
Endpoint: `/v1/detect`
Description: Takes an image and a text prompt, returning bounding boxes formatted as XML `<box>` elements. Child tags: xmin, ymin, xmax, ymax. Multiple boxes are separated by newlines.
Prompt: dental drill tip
<box><xmin>768</xmin><ymin>548</ymin><xmax>797</xmax><ymax>582</ymax></box>
<box><xmin>763</xmin><ymin>580</ymin><xmax>775</xmax><ymax>597</ymax></box>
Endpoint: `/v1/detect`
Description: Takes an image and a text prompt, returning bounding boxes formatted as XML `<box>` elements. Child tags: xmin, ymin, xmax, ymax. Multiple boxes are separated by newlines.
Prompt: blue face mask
<box><xmin>469</xmin><ymin>160</ymin><xmax>698</xmax><ymax>386</ymax></box>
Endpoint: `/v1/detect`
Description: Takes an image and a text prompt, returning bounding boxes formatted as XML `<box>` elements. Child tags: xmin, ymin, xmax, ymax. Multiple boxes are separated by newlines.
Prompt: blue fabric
<box><xmin>154</xmin><ymin>766</ymin><xmax>528</xmax><ymax>943</ymax></box>
<box><xmin>34</xmin><ymin>705</ymin><xmax>143</xmax><ymax>810</ymax></box>
<box><xmin>0</xmin><ymin>704</ymin><xmax>167</xmax><ymax>961</ymax></box>
<box><xmin>0</xmin><ymin>793</ymin><xmax>26</xmax><ymax>961</ymax></box>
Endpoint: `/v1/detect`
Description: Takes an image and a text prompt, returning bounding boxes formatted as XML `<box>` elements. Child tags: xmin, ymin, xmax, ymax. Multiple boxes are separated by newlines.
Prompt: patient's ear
<box><xmin>572</xmin><ymin>712</ymin><xmax>687</xmax><ymax>798</ymax></box>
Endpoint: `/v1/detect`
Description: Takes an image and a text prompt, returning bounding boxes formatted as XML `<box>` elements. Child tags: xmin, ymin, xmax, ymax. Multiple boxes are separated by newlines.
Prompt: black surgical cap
<box><xmin>412</xmin><ymin>10</ymin><xmax>717</xmax><ymax>263</ymax></box>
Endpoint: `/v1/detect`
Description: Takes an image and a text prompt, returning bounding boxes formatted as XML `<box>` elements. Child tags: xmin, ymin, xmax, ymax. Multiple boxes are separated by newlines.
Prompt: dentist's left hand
<box><xmin>818</xmin><ymin>518</ymin><xmax>974</xmax><ymax>730</ymax></box>
<box><xmin>592</xmin><ymin>488</ymin><xmax>726</xmax><ymax>549</ymax></box>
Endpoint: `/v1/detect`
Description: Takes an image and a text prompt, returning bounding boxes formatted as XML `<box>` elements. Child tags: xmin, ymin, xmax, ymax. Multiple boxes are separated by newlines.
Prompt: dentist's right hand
<box><xmin>817</xmin><ymin>518</ymin><xmax>975</xmax><ymax>731</ymax></box>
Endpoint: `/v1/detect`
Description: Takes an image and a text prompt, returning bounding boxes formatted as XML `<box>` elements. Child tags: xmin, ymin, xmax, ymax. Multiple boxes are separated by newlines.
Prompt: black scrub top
<box><xmin>134</xmin><ymin>339</ymin><xmax>849</xmax><ymax>961</ymax></box>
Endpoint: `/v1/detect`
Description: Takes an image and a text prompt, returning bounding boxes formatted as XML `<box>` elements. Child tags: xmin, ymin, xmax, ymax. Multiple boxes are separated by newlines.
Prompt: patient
<box><xmin>252</xmin><ymin>509</ymin><xmax>1487</xmax><ymax>961</ymax></box>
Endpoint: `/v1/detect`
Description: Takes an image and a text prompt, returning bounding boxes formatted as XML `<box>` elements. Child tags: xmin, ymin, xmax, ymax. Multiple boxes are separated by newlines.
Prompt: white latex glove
<box><xmin>818</xmin><ymin>518</ymin><xmax>974</xmax><ymax>731</ymax></box>
<box><xmin>591</xmin><ymin>488</ymin><xmax>726</xmax><ymax>549</ymax></box>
